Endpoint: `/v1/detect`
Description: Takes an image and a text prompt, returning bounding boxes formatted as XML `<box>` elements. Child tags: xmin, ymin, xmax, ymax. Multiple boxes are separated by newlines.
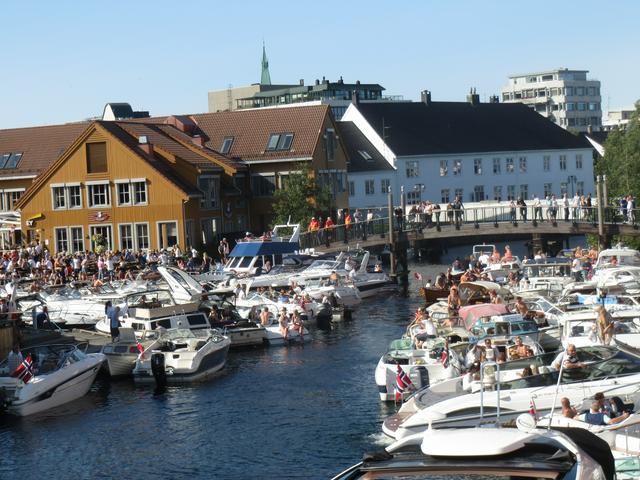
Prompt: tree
<box><xmin>597</xmin><ymin>101</ymin><xmax>640</xmax><ymax>199</ymax></box>
<box><xmin>271</xmin><ymin>162</ymin><xmax>332</xmax><ymax>226</ymax></box>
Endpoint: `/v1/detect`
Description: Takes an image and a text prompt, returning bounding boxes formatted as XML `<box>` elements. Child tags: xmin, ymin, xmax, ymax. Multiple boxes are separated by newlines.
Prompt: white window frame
<box><xmin>493</xmin><ymin>158</ymin><xmax>501</xmax><ymax>174</ymax></box>
<box><xmin>439</xmin><ymin>160</ymin><xmax>448</xmax><ymax>177</ymax></box>
<box><xmin>156</xmin><ymin>220</ymin><xmax>179</xmax><ymax>250</ymax></box>
<box><xmin>54</xmin><ymin>227</ymin><xmax>69</xmax><ymax>253</ymax></box>
<box><xmin>51</xmin><ymin>183</ymin><xmax>67</xmax><ymax>210</ymax></box>
<box><xmin>559</xmin><ymin>155</ymin><xmax>567</xmax><ymax>171</ymax></box>
<box><xmin>118</xmin><ymin>223</ymin><xmax>135</xmax><ymax>251</ymax></box>
<box><xmin>115</xmin><ymin>178</ymin><xmax>148</xmax><ymax>207</ymax></box>
<box><xmin>365</xmin><ymin>180</ymin><xmax>375</xmax><ymax>195</ymax></box>
<box><xmin>198</xmin><ymin>175</ymin><xmax>220</xmax><ymax>209</ymax></box>
<box><xmin>69</xmin><ymin>225</ymin><xmax>85</xmax><ymax>253</ymax></box>
<box><xmin>135</xmin><ymin>222</ymin><xmax>150</xmax><ymax>251</ymax></box>
<box><xmin>89</xmin><ymin>224</ymin><xmax>113</xmax><ymax>251</ymax></box>
<box><xmin>86</xmin><ymin>181</ymin><xmax>111</xmax><ymax>208</ymax></box>
<box><xmin>543</xmin><ymin>156</ymin><xmax>551</xmax><ymax>172</ymax></box>
<box><xmin>506</xmin><ymin>158</ymin><xmax>514</xmax><ymax>173</ymax></box>
<box><xmin>131</xmin><ymin>178</ymin><xmax>148</xmax><ymax>205</ymax></box>
<box><xmin>453</xmin><ymin>160</ymin><xmax>462</xmax><ymax>176</ymax></box>
<box><xmin>519</xmin><ymin>156</ymin><xmax>527</xmax><ymax>173</ymax></box>
<box><xmin>115</xmin><ymin>179</ymin><xmax>131</xmax><ymax>206</ymax></box>
<box><xmin>474</xmin><ymin>158</ymin><xmax>482</xmax><ymax>175</ymax></box>
<box><xmin>67</xmin><ymin>183</ymin><xmax>82</xmax><ymax>209</ymax></box>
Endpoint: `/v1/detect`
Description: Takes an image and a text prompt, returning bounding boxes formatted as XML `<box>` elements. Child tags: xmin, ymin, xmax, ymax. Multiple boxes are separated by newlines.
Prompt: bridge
<box><xmin>298</xmin><ymin>205</ymin><xmax>639</xmax><ymax>255</ymax></box>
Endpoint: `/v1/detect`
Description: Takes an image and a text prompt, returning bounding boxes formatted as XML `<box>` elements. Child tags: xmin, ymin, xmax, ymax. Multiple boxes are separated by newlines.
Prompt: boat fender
<box><xmin>151</xmin><ymin>353</ymin><xmax>167</xmax><ymax>387</ymax></box>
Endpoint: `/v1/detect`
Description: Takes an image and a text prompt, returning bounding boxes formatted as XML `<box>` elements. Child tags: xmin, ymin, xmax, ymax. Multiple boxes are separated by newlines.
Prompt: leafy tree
<box><xmin>597</xmin><ymin>101</ymin><xmax>640</xmax><ymax>198</ymax></box>
<box><xmin>271</xmin><ymin>162</ymin><xmax>332</xmax><ymax>226</ymax></box>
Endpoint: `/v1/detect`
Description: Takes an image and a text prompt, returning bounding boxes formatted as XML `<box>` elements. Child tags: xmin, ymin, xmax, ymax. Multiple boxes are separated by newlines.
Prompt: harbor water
<box><xmin>0</xmin><ymin>241</ymin><xmax>556</xmax><ymax>479</ymax></box>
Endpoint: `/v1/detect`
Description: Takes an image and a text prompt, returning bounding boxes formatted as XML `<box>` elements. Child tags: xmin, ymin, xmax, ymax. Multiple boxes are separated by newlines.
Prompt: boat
<box><xmin>472</xmin><ymin>243</ymin><xmax>496</xmax><ymax>264</ymax></box>
<box><xmin>0</xmin><ymin>344</ymin><xmax>104</xmax><ymax>416</ymax></box>
<box><xmin>199</xmin><ymin>296</ymin><xmax>267</xmax><ymax>347</ymax></box>
<box><xmin>459</xmin><ymin>303</ymin><xmax>541</xmax><ymax>345</ymax></box>
<box><xmin>517</xmin><ymin>257</ymin><xmax>574</xmax><ymax>296</ymax></box>
<box><xmin>132</xmin><ymin>328</ymin><xmax>230</xmax><ymax>384</ymax></box>
<box><xmin>101</xmin><ymin>327</ymin><xmax>153</xmax><ymax>377</ymax></box>
<box><xmin>482</xmin><ymin>256</ymin><xmax>522</xmax><ymax>282</ymax></box>
<box><xmin>383</xmin><ymin>346</ymin><xmax>640</xmax><ymax>439</ymax></box>
<box><xmin>332</xmin><ymin>424</ymin><xmax>615</xmax><ymax>480</ymax></box>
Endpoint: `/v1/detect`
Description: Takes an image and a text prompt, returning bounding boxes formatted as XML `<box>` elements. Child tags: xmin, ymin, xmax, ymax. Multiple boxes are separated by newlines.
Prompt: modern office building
<box><xmin>500</xmin><ymin>68</ymin><xmax>602</xmax><ymax>132</ymax></box>
<box><xmin>602</xmin><ymin>107</ymin><xmax>636</xmax><ymax>131</ymax></box>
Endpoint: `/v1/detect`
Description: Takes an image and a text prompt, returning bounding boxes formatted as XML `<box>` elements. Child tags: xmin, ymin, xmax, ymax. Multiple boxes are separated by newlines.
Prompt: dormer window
<box><xmin>220</xmin><ymin>137</ymin><xmax>234</xmax><ymax>154</ymax></box>
<box><xmin>266</xmin><ymin>133</ymin><xmax>294</xmax><ymax>151</ymax></box>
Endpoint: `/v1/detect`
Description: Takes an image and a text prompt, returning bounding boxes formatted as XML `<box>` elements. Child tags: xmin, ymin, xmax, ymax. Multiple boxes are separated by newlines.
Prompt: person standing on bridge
<box><xmin>562</xmin><ymin>193</ymin><xmax>570</xmax><ymax>222</ymax></box>
<box><xmin>533</xmin><ymin>194</ymin><xmax>543</xmax><ymax>222</ymax></box>
<box><xmin>517</xmin><ymin>196</ymin><xmax>527</xmax><ymax>223</ymax></box>
<box><xmin>453</xmin><ymin>196</ymin><xmax>463</xmax><ymax>227</ymax></box>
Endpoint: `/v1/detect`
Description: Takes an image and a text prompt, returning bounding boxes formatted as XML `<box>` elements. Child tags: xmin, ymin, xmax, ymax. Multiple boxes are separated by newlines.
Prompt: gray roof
<box><xmin>337</xmin><ymin>121</ymin><xmax>394</xmax><ymax>172</ymax></box>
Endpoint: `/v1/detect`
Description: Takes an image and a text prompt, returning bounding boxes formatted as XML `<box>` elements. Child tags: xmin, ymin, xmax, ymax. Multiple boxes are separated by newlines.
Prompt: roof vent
<box><xmin>466</xmin><ymin>88</ymin><xmax>480</xmax><ymax>106</ymax></box>
<box><xmin>138</xmin><ymin>135</ymin><xmax>149</xmax><ymax>144</ymax></box>
<box><xmin>421</xmin><ymin>90</ymin><xmax>432</xmax><ymax>106</ymax></box>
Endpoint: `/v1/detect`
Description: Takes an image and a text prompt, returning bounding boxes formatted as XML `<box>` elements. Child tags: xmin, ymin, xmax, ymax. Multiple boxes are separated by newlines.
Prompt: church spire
<box><xmin>261</xmin><ymin>42</ymin><xmax>272</xmax><ymax>85</ymax></box>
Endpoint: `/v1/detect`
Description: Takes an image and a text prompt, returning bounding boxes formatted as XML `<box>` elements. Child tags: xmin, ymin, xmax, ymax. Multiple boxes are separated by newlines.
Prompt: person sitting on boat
<box><xmin>328</xmin><ymin>271</ymin><xmax>339</xmax><ymax>286</ymax></box>
<box><xmin>447</xmin><ymin>286</ymin><xmax>461</xmax><ymax>315</ymax></box>
<box><xmin>434</xmin><ymin>273</ymin><xmax>447</xmax><ymax>289</ymax></box>
<box><xmin>278</xmin><ymin>308</ymin><xmax>289</xmax><ymax>341</ymax></box>
<box><xmin>514</xmin><ymin>297</ymin><xmax>532</xmax><ymax>319</ymax></box>
<box><xmin>502</xmin><ymin>245</ymin><xmax>513</xmax><ymax>262</ymax></box>
<box><xmin>551</xmin><ymin>344</ymin><xmax>584</xmax><ymax>370</ymax></box>
<box><xmin>462</xmin><ymin>362</ymin><xmax>481</xmax><ymax>391</ymax></box>
<box><xmin>291</xmin><ymin>310</ymin><xmax>304</xmax><ymax>341</ymax></box>
<box><xmin>483</xmin><ymin>338</ymin><xmax>499</xmax><ymax>360</ymax></box>
<box><xmin>513</xmin><ymin>336</ymin><xmax>530</xmax><ymax>358</ymax></box>
<box><xmin>594</xmin><ymin>392</ymin><xmax>614</xmax><ymax>416</ymax></box>
<box><xmin>489</xmin><ymin>289</ymin><xmax>503</xmax><ymax>304</ymax></box>
<box><xmin>7</xmin><ymin>343</ymin><xmax>23</xmax><ymax>374</ymax></box>
<box><xmin>596</xmin><ymin>305</ymin><xmax>614</xmax><ymax>346</ymax></box>
<box><xmin>561</xmin><ymin>397</ymin><xmax>578</xmax><ymax>419</ymax></box>
<box><xmin>518</xmin><ymin>366</ymin><xmax>533</xmax><ymax>378</ymax></box>
<box><xmin>263</xmin><ymin>260</ymin><xmax>272</xmax><ymax>273</ymax></box>
<box><xmin>208</xmin><ymin>306</ymin><xmax>221</xmax><ymax>326</ymax></box>
<box><xmin>374</xmin><ymin>263</ymin><xmax>383</xmax><ymax>273</ymax></box>
<box><xmin>578</xmin><ymin>400</ymin><xmax>630</xmax><ymax>426</ymax></box>
<box><xmin>259</xmin><ymin>307</ymin><xmax>271</xmax><ymax>326</ymax></box>
<box><xmin>414</xmin><ymin>312</ymin><xmax>438</xmax><ymax>348</ymax></box>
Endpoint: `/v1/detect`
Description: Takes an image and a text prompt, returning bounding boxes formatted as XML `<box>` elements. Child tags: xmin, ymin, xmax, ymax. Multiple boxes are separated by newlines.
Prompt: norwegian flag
<box><xmin>440</xmin><ymin>347</ymin><xmax>450</xmax><ymax>368</ymax></box>
<box><xmin>414</xmin><ymin>272</ymin><xmax>423</xmax><ymax>281</ymax></box>
<box><xmin>11</xmin><ymin>354</ymin><xmax>34</xmax><ymax>384</ymax></box>
<box><xmin>136</xmin><ymin>342</ymin><xmax>144</xmax><ymax>354</ymax></box>
<box><xmin>529</xmin><ymin>397</ymin><xmax>538</xmax><ymax>421</ymax></box>
<box><xmin>395</xmin><ymin>365</ymin><xmax>413</xmax><ymax>402</ymax></box>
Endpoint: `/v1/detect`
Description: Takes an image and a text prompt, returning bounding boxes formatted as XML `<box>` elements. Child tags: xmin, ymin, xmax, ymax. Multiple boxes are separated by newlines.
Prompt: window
<box><xmin>157</xmin><ymin>221</ymin><xmax>178</xmax><ymax>249</ymax></box>
<box><xmin>407</xmin><ymin>192</ymin><xmax>420</xmax><ymax>205</ymax></box>
<box><xmin>324</xmin><ymin>129</ymin><xmax>336</xmax><ymax>161</ymax></box>
<box><xmin>70</xmin><ymin>227</ymin><xmax>84</xmax><ymax>252</ymax></box>
<box><xmin>577</xmin><ymin>182</ymin><xmax>584</xmax><ymax>196</ymax></box>
<box><xmin>87</xmin><ymin>182</ymin><xmax>111</xmax><ymax>208</ymax></box>
<box><xmin>116</xmin><ymin>180</ymin><xmax>147</xmax><ymax>207</ymax></box>
<box><xmin>507</xmin><ymin>185</ymin><xmax>515</xmax><ymax>200</ymax></box>
<box><xmin>348</xmin><ymin>181</ymin><xmax>355</xmax><ymax>196</ymax></box>
<box><xmin>198</xmin><ymin>176</ymin><xmax>219</xmax><ymax>209</ymax></box>
<box><xmin>576</xmin><ymin>86</ymin><xmax>585</xmax><ymax>96</ymax></box>
<box><xmin>520</xmin><ymin>184</ymin><xmax>528</xmax><ymax>199</ymax></box>
<box><xmin>381</xmin><ymin>179</ymin><xmax>391</xmax><ymax>193</ymax></box>
<box><xmin>55</xmin><ymin>228</ymin><xmax>69</xmax><ymax>253</ymax></box>
<box><xmin>543</xmin><ymin>155</ymin><xmax>550</xmax><ymax>171</ymax></box>
<box><xmin>117</xmin><ymin>182</ymin><xmax>131</xmax><ymax>206</ymax></box>
<box><xmin>365</xmin><ymin>180</ymin><xmax>375</xmax><ymax>195</ymax></box>
<box><xmin>559</xmin><ymin>155</ymin><xmax>567</xmax><ymax>171</ymax></box>
<box><xmin>439</xmin><ymin>160</ymin><xmax>448</xmax><ymax>176</ymax></box>
<box><xmin>220</xmin><ymin>137</ymin><xmax>234</xmax><ymax>154</ymax></box>
<box><xmin>1</xmin><ymin>152</ymin><xmax>23</xmax><ymax>169</ymax></box>
<box><xmin>68</xmin><ymin>185</ymin><xmax>82</xmax><ymax>208</ymax></box>
<box><xmin>90</xmin><ymin>225</ymin><xmax>113</xmax><ymax>252</ymax></box>
<box><xmin>575</xmin><ymin>154</ymin><xmax>583</xmax><ymax>169</ymax></box>
<box><xmin>52</xmin><ymin>186</ymin><xmax>66</xmax><ymax>209</ymax></box>
<box><xmin>519</xmin><ymin>156</ymin><xmax>527</xmax><ymax>173</ymax></box>
<box><xmin>453</xmin><ymin>160</ymin><xmax>462</xmax><ymax>176</ymax></box>
<box><xmin>136</xmin><ymin>223</ymin><xmax>150</xmax><ymax>250</ymax></box>
<box><xmin>567</xmin><ymin>103</ymin><xmax>575</xmax><ymax>111</ymax></box>
<box><xmin>493</xmin><ymin>186</ymin><xmax>502</xmax><ymax>201</ymax></box>
<box><xmin>493</xmin><ymin>158</ymin><xmax>501</xmax><ymax>174</ymax></box>
<box><xmin>544</xmin><ymin>183</ymin><xmax>552</xmax><ymax>197</ymax></box>
<box><xmin>441</xmin><ymin>189</ymin><xmax>450</xmax><ymax>204</ymax></box>
<box><xmin>358</xmin><ymin>150</ymin><xmax>373</xmax><ymax>161</ymax></box>
<box><xmin>266</xmin><ymin>133</ymin><xmax>294</xmax><ymax>152</ymax></box>
<box><xmin>473</xmin><ymin>185</ymin><xmax>484</xmax><ymax>201</ymax></box>
<box><xmin>454</xmin><ymin>188</ymin><xmax>463</xmax><ymax>200</ymax></box>
<box><xmin>251</xmin><ymin>175</ymin><xmax>276</xmax><ymax>197</ymax></box>
<box><xmin>406</xmin><ymin>160</ymin><xmax>419</xmax><ymax>178</ymax></box>
<box><xmin>0</xmin><ymin>154</ymin><xmax>9</xmax><ymax>169</ymax></box>
<box><xmin>578</xmin><ymin>102</ymin><xmax>586</xmax><ymax>111</ymax></box>
<box><xmin>506</xmin><ymin>158</ymin><xmax>514</xmax><ymax>173</ymax></box>
<box><xmin>119</xmin><ymin>224</ymin><xmax>134</xmax><ymax>250</ymax></box>
<box><xmin>560</xmin><ymin>182</ymin><xmax>568</xmax><ymax>195</ymax></box>
<box><xmin>133</xmin><ymin>181</ymin><xmax>147</xmax><ymax>204</ymax></box>
<box><xmin>86</xmin><ymin>142</ymin><xmax>107</xmax><ymax>173</ymax></box>
<box><xmin>474</xmin><ymin>158</ymin><xmax>482</xmax><ymax>175</ymax></box>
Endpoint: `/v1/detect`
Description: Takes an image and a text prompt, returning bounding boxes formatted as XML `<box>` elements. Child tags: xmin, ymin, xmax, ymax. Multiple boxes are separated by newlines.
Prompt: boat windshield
<box><xmin>305</xmin><ymin>260</ymin><xmax>339</xmax><ymax>271</ymax></box>
<box><xmin>0</xmin><ymin>345</ymin><xmax>87</xmax><ymax>376</ymax></box>
<box><xmin>523</xmin><ymin>263</ymin><xmax>571</xmax><ymax>277</ymax></box>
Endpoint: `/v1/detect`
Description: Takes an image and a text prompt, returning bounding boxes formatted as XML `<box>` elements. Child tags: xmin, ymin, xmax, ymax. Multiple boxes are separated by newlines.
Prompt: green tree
<box><xmin>597</xmin><ymin>101</ymin><xmax>640</xmax><ymax>198</ymax></box>
<box><xmin>271</xmin><ymin>162</ymin><xmax>332</xmax><ymax>226</ymax></box>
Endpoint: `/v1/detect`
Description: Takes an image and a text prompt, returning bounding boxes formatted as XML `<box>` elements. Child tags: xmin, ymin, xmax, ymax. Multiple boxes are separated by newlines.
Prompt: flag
<box><xmin>395</xmin><ymin>365</ymin><xmax>413</xmax><ymax>402</ymax></box>
<box><xmin>440</xmin><ymin>347</ymin><xmax>450</xmax><ymax>368</ymax></box>
<box><xmin>414</xmin><ymin>272</ymin><xmax>423</xmax><ymax>281</ymax></box>
<box><xmin>136</xmin><ymin>342</ymin><xmax>144</xmax><ymax>354</ymax></box>
<box><xmin>529</xmin><ymin>397</ymin><xmax>538</xmax><ymax>421</ymax></box>
<box><xmin>11</xmin><ymin>355</ymin><xmax>34</xmax><ymax>384</ymax></box>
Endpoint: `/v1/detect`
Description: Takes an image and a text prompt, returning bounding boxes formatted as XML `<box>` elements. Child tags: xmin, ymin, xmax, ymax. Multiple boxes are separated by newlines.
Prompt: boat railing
<box><xmin>479</xmin><ymin>360</ymin><xmax>501</xmax><ymax>426</ymax></box>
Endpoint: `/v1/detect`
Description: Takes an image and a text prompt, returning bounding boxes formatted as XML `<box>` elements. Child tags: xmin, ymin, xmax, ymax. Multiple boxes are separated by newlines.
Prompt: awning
<box><xmin>27</xmin><ymin>213</ymin><xmax>44</xmax><ymax>221</ymax></box>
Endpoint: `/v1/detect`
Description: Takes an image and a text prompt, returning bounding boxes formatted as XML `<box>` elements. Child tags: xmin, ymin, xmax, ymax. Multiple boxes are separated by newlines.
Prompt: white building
<box><xmin>602</xmin><ymin>107</ymin><xmax>636</xmax><ymax>131</ymax></box>
<box><xmin>500</xmin><ymin>68</ymin><xmax>601</xmax><ymax>133</ymax></box>
<box><xmin>340</xmin><ymin>91</ymin><xmax>595</xmax><ymax>209</ymax></box>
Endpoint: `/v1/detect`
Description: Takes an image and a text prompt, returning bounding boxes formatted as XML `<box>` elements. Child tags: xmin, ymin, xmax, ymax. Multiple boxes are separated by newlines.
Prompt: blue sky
<box><xmin>2</xmin><ymin>0</ymin><xmax>638</xmax><ymax>129</ymax></box>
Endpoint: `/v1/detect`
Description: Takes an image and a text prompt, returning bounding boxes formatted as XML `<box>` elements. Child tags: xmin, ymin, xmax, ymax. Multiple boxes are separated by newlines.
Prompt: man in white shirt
<box><xmin>562</xmin><ymin>194</ymin><xmax>570</xmax><ymax>222</ymax></box>
<box><xmin>533</xmin><ymin>195</ymin><xmax>543</xmax><ymax>222</ymax></box>
<box><xmin>571</xmin><ymin>194</ymin><xmax>580</xmax><ymax>220</ymax></box>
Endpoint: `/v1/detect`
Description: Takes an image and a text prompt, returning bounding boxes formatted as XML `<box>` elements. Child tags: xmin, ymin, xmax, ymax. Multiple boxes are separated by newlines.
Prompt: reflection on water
<box><xmin>1</xmin><ymin>262</ymin><xmax>444</xmax><ymax>479</ymax></box>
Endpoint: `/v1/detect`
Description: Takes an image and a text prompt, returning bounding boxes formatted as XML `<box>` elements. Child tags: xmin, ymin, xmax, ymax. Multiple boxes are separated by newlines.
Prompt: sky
<box><xmin>1</xmin><ymin>0</ymin><xmax>639</xmax><ymax>129</ymax></box>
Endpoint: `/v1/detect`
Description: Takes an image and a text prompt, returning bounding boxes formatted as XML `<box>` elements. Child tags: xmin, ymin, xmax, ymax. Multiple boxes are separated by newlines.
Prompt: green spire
<box><xmin>261</xmin><ymin>42</ymin><xmax>272</xmax><ymax>85</ymax></box>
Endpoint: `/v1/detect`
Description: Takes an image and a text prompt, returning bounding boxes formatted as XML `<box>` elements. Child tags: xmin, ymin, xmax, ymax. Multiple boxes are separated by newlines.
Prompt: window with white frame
<box><xmin>507</xmin><ymin>185</ymin><xmax>515</xmax><ymax>200</ymax></box>
<box><xmin>52</xmin><ymin>186</ymin><xmax>66</xmax><ymax>209</ymax></box>
<box><xmin>493</xmin><ymin>158</ymin><xmax>501</xmax><ymax>174</ymax></box>
<box><xmin>575</xmin><ymin>154</ymin><xmax>583</xmax><ymax>169</ymax></box>
<box><xmin>70</xmin><ymin>227</ymin><xmax>84</xmax><ymax>252</ymax></box>
<box><xmin>506</xmin><ymin>158</ymin><xmax>514</xmax><ymax>173</ymax></box>
<box><xmin>543</xmin><ymin>156</ymin><xmax>551</xmax><ymax>171</ymax></box>
<box><xmin>474</xmin><ymin>158</ymin><xmax>482</xmax><ymax>175</ymax></box>
<box><xmin>117</xmin><ymin>182</ymin><xmax>131</xmax><ymax>206</ymax></box>
<box><xmin>381</xmin><ymin>179</ymin><xmax>390</xmax><ymax>193</ymax></box>
<box><xmin>87</xmin><ymin>182</ymin><xmax>110</xmax><ymax>208</ymax></box>
<box><xmin>493</xmin><ymin>186</ymin><xmax>502</xmax><ymax>201</ymax></box>
<box><xmin>559</xmin><ymin>155</ymin><xmax>567</xmax><ymax>171</ymax></box>
<box><xmin>68</xmin><ymin>185</ymin><xmax>82</xmax><ymax>208</ymax></box>
<box><xmin>453</xmin><ymin>160</ymin><xmax>462</xmax><ymax>176</ymax></box>
<box><xmin>365</xmin><ymin>180</ymin><xmax>375</xmax><ymax>195</ymax></box>
<box><xmin>198</xmin><ymin>176</ymin><xmax>220</xmax><ymax>209</ymax></box>
<box><xmin>119</xmin><ymin>224</ymin><xmax>134</xmax><ymax>250</ymax></box>
<box><xmin>519</xmin><ymin>157</ymin><xmax>527</xmax><ymax>173</ymax></box>
<box><xmin>136</xmin><ymin>223</ymin><xmax>150</xmax><ymax>250</ymax></box>
<box><xmin>116</xmin><ymin>179</ymin><xmax>147</xmax><ymax>207</ymax></box>
<box><xmin>406</xmin><ymin>160</ymin><xmax>419</xmax><ymax>178</ymax></box>
<box><xmin>348</xmin><ymin>181</ymin><xmax>355</xmax><ymax>196</ymax></box>
<box><xmin>439</xmin><ymin>160</ymin><xmax>448</xmax><ymax>177</ymax></box>
<box><xmin>52</xmin><ymin>184</ymin><xmax>82</xmax><ymax>210</ymax></box>
<box><xmin>55</xmin><ymin>227</ymin><xmax>69</xmax><ymax>253</ymax></box>
<box><xmin>441</xmin><ymin>189</ymin><xmax>450</xmax><ymax>203</ymax></box>
<box><xmin>133</xmin><ymin>181</ymin><xmax>147</xmax><ymax>204</ymax></box>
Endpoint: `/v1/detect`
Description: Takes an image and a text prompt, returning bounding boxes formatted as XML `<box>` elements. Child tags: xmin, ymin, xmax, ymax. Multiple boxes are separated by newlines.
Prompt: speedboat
<box><xmin>132</xmin><ymin>328</ymin><xmax>230</xmax><ymax>384</ymax></box>
<box><xmin>460</xmin><ymin>303</ymin><xmax>541</xmax><ymax>345</ymax></box>
<box><xmin>0</xmin><ymin>344</ymin><xmax>104</xmax><ymax>416</ymax></box>
<box><xmin>516</xmin><ymin>257</ymin><xmax>574</xmax><ymax>296</ymax></box>
<box><xmin>482</xmin><ymin>256</ymin><xmax>522</xmax><ymax>282</ymax></box>
<box><xmin>199</xmin><ymin>296</ymin><xmax>267</xmax><ymax>348</ymax></box>
<box><xmin>472</xmin><ymin>243</ymin><xmax>496</xmax><ymax>266</ymax></box>
<box><xmin>383</xmin><ymin>346</ymin><xmax>640</xmax><ymax>439</ymax></box>
<box><xmin>101</xmin><ymin>327</ymin><xmax>153</xmax><ymax>377</ymax></box>
<box><xmin>333</xmin><ymin>424</ymin><xmax>614</xmax><ymax>480</ymax></box>
<box><xmin>593</xmin><ymin>246</ymin><xmax>640</xmax><ymax>281</ymax></box>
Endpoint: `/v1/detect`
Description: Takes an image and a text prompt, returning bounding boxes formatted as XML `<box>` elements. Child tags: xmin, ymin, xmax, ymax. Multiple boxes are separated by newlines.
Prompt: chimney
<box><xmin>339</xmin><ymin>76</ymin><xmax>344</xmax><ymax>84</ymax></box>
<box><xmin>192</xmin><ymin>134</ymin><xmax>205</xmax><ymax>147</ymax></box>
<box><xmin>421</xmin><ymin>90</ymin><xmax>432</xmax><ymax>106</ymax></box>
<box><xmin>466</xmin><ymin>87</ymin><xmax>480</xmax><ymax>106</ymax></box>
<box><xmin>489</xmin><ymin>95</ymin><xmax>499</xmax><ymax>104</ymax></box>
<box><xmin>356</xmin><ymin>80</ymin><xmax>361</xmax><ymax>85</ymax></box>
<box><xmin>299</xmin><ymin>78</ymin><xmax>304</xmax><ymax>86</ymax></box>
<box><xmin>138</xmin><ymin>135</ymin><xmax>153</xmax><ymax>155</ymax></box>
<box><xmin>315</xmin><ymin>79</ymin><xmax>320</xmax><ymax>86</ymax></box>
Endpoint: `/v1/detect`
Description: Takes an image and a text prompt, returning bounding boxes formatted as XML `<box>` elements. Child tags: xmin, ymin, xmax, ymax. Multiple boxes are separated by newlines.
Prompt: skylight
<box><xmin>358</xmin><ymin>150</ymin><xmax>373</xmax><ymax>161</ymax></box>
<box><xmin>0</xmin><ymin>152</ymin><xmax>23</xmax><ymax>169</ymax></box>
<box><xmin>220</xmin><ymin>137</ymin><xmax>234</xmax><ymax>154</ymax></box>
<box><xmin>266</xmin><ymin>133</ymin><xmax>294</xmax><ymax>151</ymax></box>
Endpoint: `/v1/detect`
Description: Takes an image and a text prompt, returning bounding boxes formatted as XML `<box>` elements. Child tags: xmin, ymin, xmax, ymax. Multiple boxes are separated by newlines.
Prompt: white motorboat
<box><xmin>132</xmin><ymin>328</ymin><xmax>230</xmax><ymax>384</ymax></box>
<box><xmin>559</xmin><ymin>309</ymin><xmax>640</xmax><ymax>349</ymax></box>
<box><xmin>383</xmin><ymin>346</ymin><xmax>640</xmax><ymax>439</ymax></box>
<box><xmin>471</xmin><ymin>243</ymin><xmax>496</xmax><ymax>266</ymax></box>
<box><xmin>199</xmin><ymin>296</ymin><xmax>267</xmax><ymax>347</ymax></box>
<box><xmin>0</xmin><ymin>344</ymin><xmax>104</xmax><ymax>416</ymax></box>
<box><xmin>236</xmin><ymin>301</ymin><xmax>309</xmax><ymax>345</ymax></box>
<box><xmin>593</xmin><ymin>246</ymin><xmax>640</xmax><ymax>280</ymax></box>
<box><xmin>332</xmin><ymin>424</ymin><xmax>613</xmax><ymax>480</ymax></box>
<box><xmin>516</xmin><ymin>257</ymin><xmax>574</xmax><ymax>296</ymax></box>
<box><xmin>101</xmin><ymin>327</ymin><xmax>154</xmax><ymax>377</ymax></box>
<box><xmin>297</xmin><ymin>279</ymin><xmax>362</xmax><ymax>308</ymax></box>
<box><xmin>482</xmin><ymin>256</ymin><xmax>522</xmax><ymax>282</ymax></box>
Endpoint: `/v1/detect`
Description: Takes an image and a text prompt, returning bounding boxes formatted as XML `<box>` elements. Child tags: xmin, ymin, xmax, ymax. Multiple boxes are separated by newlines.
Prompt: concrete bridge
<box><xmin>299</xmin><ymin>206</ymin><xmax>639</xmax><ymax>255</ymax></box>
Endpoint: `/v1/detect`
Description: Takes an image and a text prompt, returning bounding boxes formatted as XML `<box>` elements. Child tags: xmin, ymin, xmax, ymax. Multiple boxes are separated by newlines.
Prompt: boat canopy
<box><xmin>229</xmin><ymin>241</ymin><xmax>300</xmax><ymax>257</ymax></box>
<box><xmin>459</xmin><ymin>303</ymin><xmax>509</xmax><ymax>331</ymax></box>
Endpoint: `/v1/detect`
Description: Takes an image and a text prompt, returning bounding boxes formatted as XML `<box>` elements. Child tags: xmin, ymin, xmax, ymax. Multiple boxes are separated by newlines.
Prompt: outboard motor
<box><xmin>316</xmin><ymin>303</ymin><xmax>332</xmax><ymax>330</ymax></box>
<box><xmin>410</xmin><ymin>366</ymin><xmax>429</xmax><ymax>390</ymax></box>
<box><xmin>151</xmin><ymin>353</ymin><xmax>167</xmax><ymax>388</ymax></box>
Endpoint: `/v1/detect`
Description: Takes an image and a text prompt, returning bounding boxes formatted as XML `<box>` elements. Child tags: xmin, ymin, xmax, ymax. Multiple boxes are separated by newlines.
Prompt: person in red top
<box><xmin>344</xmin><ymin>210</ymin><xmax>353</xmax><ymax>243</ymax></box>
<box><xmin>324</xmin><ymin>217</ymin><xmax>334</xmax><ymax>247</ymax></box>
<box><xmin>308</xmin><ymin>217</ymin><xmax>319</xmax><ymax>232</ymax></box>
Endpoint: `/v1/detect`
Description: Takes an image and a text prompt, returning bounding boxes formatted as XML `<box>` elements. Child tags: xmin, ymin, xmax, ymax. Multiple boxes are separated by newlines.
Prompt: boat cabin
<box><xmin>595</xmin><ymin>246</ymin><xmax>640</xmax><ymax>270</ymax></box>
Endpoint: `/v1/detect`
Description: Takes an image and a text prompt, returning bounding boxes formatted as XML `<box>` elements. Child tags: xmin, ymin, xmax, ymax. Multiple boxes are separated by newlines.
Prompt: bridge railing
<box><xmin>298</xmin><ymin>206</ymin><xmax>639</xmax><ymax>250</ymax></box>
